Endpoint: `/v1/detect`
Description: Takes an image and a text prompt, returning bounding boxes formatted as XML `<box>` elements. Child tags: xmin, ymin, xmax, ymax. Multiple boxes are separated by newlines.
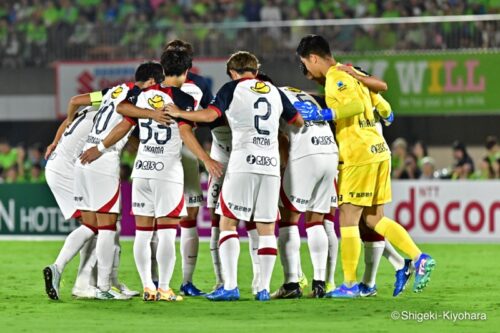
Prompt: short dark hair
<box><xmin>296</xmin><ymin>35</ymin><xmax>331</xmax><ymax>58</ymax></box>
<box><xmin>164</xmin><ymin>39</ymin><xmax>193</xmax><ymax>68</ymax></box>
<box><xmin>256</xmin><ymin>72</ymin><xmax>274</xmax><ymax>84</ymax></box>
<box><xmin>160</xmin><ymin>49</ymin><xmax>192</xmax><ymax>77</ymax></box>
<box><xmin>135</xmin><ymin>61</ymin><xmax>164</xmax><ymax>84</ymax></box>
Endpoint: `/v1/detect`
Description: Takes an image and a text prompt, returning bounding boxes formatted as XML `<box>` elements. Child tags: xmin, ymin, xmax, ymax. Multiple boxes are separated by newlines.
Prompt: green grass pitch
<box><xmin>0</xmin><ymin>241</ymin><xmax>498</xmax><ymax>332</ymax></box>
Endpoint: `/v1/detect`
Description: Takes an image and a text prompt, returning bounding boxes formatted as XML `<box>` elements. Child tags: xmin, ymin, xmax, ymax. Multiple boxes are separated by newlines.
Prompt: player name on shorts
<box><xmin>311</xmin><ymin>136</ymin><xmax>334</xmax><ymax>145</ymax></box>
<box><xmin>246</xmin><ymin>154</ymin><xmax>278</xmax><ymax>167</ymax></box>
<box><xmin>143</xmin><ymin>145</ymin><xmax>164</xmax><ymax>154</ymax></box>
<box><xmin>86</xmin><ymin>135</ymin><xmax>100</xmax><ymax>145</ymax></box>
<box><xmin>252</xmin><ymin>136</ymin><xmax>271</xmax><ymax>146</ymax></box>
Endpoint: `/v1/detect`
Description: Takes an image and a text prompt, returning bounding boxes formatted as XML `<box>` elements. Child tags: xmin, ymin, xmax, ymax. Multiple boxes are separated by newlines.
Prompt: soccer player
<box><xmin>296</xmin><ymin>35</ymin><xmax>435</xmax><ymax>298</ymax></box>
<box><xmin>132</xmin><ymin>48</ymin><xmax>222</xmax><ymax>302</ymax></box>
<box><xmin>272</xmin><ymin>85</ymin><xmax>338</xmax><ymax>299</ymax></box>
<box><xmin>163</xmin><ymin>40</ymin><xmax>217</xmax><ymax>296</ymax></box>
<box><xmin>43</xmin><ymin>82</ymin><xmax>168</xmax><ymax>300</ymax></box>
<box><xmin>166</xmin><ymin>51</ymin><xmax>304</xmax><ymax>301</ymax></box>
<box><xmin>75</xmin><ymin>62</ymin><xmax>165</xmax><ymax>300</ymax></box>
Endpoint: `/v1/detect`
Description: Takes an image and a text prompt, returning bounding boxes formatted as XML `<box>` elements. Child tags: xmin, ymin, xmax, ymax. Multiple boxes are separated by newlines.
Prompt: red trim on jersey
<box><xmin>82</xmin><ymin>223</ymin><xmax>98</xmax><ymax>234</ymax></box>
<box><xmin>324</xmin><ymin>213</ymin><xmax>336</xmax><ymax>222</ymax></box>
<box><xmin>208</xmin><ymin>105</ymin><xmax>222</xmax><ymax>117</ymax></box>
<box><xmin>361</xmin><ymin>229</ymin><xmax>385</xmax><ymax>242</ymax></box>
<box><xmin>157</xmin><ymin>224</ymin><xmax>178</xmax><ymax>230</ymax></box>
<box><xmin>71</xmin><ymin>210</ymin><xmax>82</xmax><ymax>219</ymax></box>
<box><xmin>125</xmin><ymin>82</ymin><xmax>135</xmax><ymax>89</ymax></box>
<box><xmin>279</xmin><ymin>184</ymin><xmax>300</xmax><ymax>212</ymax></box>
<box><xmin>257</xmin><ymin>247</ymin><xmax>278</xmax><ymax>256</ymax></box>
<box><xmin>219</xmin><ymin>233</ymin><xmax>239</xmax><ymax>246</ymax></box>
<box><xmin>136</xmin><ymin>226</ymin><xmax>155</xmax><ymax>231</ymax></box>
<box><xmin>279</xmin><ymin>221</ymin><xmax>298</xmax><ymax>228</ymax></box>
<box><xmin>124</xmin><ymin>116</ymin><xmax>137</xmax><ymax>125</ymax></box>
<box><xmin>178</xmin><ymin>120</ymin><xmax>193</xmax><ymax>127</ymax></box>
<box><xmin>305</xmin><ymin>221</ymin><xmax>324</xmax><ymax>229</ymax></box>
<box><xmin>287</xmin><ymin>112</ymin><xmax>300</xmax><ymax>124</ymax></box>
<box><xmin>180</xmin><ymin>219</ymin><xmax>197</xmax><ymax>228</ymax></box>
<box><xmin>219</xmin><ymin>193</ymin><xmax>237</xmax><ymax>220</ymax></box>
<box><xmin>98</xmin><ymin>187</ymin><xmax>120</xmax><ymax>213</ymax></box>
<box><xmin>98</xmin><ymin>224</ymin><xmax>117</xmax><ymax>231</ymax></box>
<box><xmin>211</xmin><ymin>218</ymin><xmax>220</xmax><ymax>228</ymax></box>
<box><xmin>245</xmin><ymin>222</ymin><xmax>256</xmax><ymax>231</ymax></box>
<box><xmin>166</xmin><ymin>196</ymin><xmax>185</xmax><ymax>218</ymax></box>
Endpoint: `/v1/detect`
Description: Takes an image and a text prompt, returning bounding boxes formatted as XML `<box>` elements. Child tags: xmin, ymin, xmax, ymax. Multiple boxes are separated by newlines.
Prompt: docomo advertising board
<box><xmin>385</xmin><ymin>181</ymin><xmax>500</xmax><ymax>243</ymax></box>
<box><xmin>55</xmin><ymin>59</ymin><xmax>227</xmax><ymax>118</ymax></box>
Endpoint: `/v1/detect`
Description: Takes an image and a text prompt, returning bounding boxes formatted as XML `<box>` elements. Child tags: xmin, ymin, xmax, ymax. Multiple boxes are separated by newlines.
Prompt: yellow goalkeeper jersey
<box><xmin>325</xmin><ymin>63</ymin><xmax>391</xmax><ymax>169</ymax></box>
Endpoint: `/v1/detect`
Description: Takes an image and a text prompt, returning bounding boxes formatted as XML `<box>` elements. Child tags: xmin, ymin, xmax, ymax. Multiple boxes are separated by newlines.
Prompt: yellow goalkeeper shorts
<box><xmin>338</xmin><ymin>159</ymin><xmax>392</xmax><ymax>207</ymax></box>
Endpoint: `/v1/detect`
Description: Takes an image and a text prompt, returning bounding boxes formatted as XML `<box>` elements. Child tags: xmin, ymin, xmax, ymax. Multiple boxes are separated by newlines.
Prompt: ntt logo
<box><xmin>246</xmin><ymin>154</ymin><xmax>277</xmax><ymax>167</ymax></box>
<box><xmin>135</xmin><ymin>160</ymin><xmax>165</xmax><ymax>171</ymax></box>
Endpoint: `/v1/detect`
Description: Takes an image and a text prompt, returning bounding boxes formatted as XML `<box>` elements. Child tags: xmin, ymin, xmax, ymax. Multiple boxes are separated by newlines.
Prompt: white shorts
<box><xmin>280</xmin><ymin>153</ymin><xmax>338</xmax><ymax>214</ymax></box>
<box><xmin>74</xmin><ymin>167</ymin><xmax>121</xmax><ymax>214</ymax></box>
<box><xmin>46</xmin><ymin>168</ymin><xmax>80</xmax><ymax>220</ymax></box>
<box><xmin>132</xmin><ymin>178</ymin><xmax>187</xmax><ymax>218</ymax></box>
<box><xmin>331</xmin><ymin>178</ymin><xmax>338</xmax><ymax>208</ymax></box>
<box><xmin>216</xmin><ymin>172</ymin><xmax>280</xmax><ymax>223</ymax></box>
<box><xmin>181</xmin><ymin>146</ymin><xmax>203</xmax><ymax>208</ymax></box>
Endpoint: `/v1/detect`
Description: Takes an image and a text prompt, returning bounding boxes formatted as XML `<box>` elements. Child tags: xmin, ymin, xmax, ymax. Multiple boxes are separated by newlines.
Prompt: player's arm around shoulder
<box><xmin>325</xmin><ymin>68</ymin><xmax>364</xmax><ymax>120</ymax></box>
<box><xmin>116</xmin><ymin>91</ymin><xmax>173</xmax><ymax>125</ymax></box>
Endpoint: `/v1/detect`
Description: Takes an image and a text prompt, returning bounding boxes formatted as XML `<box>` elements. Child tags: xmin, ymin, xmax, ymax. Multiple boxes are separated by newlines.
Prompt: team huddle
<box><xmin>42</xmin><ymin>35</ymin><xmax>436</xmax><ymax>302</ymax></box>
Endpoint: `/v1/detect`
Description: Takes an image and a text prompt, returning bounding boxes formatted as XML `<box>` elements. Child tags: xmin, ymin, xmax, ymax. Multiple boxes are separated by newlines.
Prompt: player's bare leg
<box><xmin>245</xmin><ymin>221</ymin><xmax>260</xmax><ymax>295</ymax></box>
<box><xmin>304</xmin><ymin>211</ymin><xmax>329</xmax><ymax>298</ymax></box>
<box><xmin>156</xmin><ymin>217</ymin><xmax>183</xmax><ymax>302</ymax></box>
<box><xmin>179</xmin><ymin>207</ymin><xmax>204</xmax><ymax>296</ymax></box>
<box><xmin>324</xmin><ymin>208</ymin><xmax>338</xmax><ymax>293</ymax></box>
<box><xmin>43</xmin><ymin>213</ymin><xmax>97</xmax><ymax>300</ymax></box>
<box><xmin>209</xmin><ymin>209</ymin><xmax>223</xmax><ymax>290</ymax></box>
<box><xmin>206</xmin><ymin>216</ymin><xmax>240</xmax><ymax>301</ymax></box>
<box><xmin>273</xmin><ymin>208</ymin><xmax>302</xmax><ymax>299</ymax></box>
<box><xmin>134</xmin><ymin>215</ymin><xmax>157</xmax><ymax>301</ymax></box>
<box><xmin>363</xmin><ymin>205</ymin><xmax>435</xmax><ymax>293</ymax></box>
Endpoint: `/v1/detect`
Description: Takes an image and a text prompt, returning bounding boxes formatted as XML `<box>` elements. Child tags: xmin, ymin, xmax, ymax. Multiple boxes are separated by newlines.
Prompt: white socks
<box><xmin>110</xmin><ymin>222</ymin><xmax>122</xmax><ymax>287</ymax></box>
<box><xmin>247</xmin><ymin>226</ymin><xmax>260</xmax><ymax>290</ymax></box>
<box><xmin>362</xmin><ymin>241</ymin><xmax>385</xmax><ymax>287</ymax></box>
<box><xmin>306</xmin><ymin>223</ymin><xmax>328</xmax><ymax>281</ymax></box>
<box><xmin>257</xmin><ymin>235</ymin><xmax>277</xmax><ymax>292</ymax></box>
<box><xmin>55</xmin><ymin>224</ymin><xmax>96</xmax><ymax>274</ymax></box>
<box><xmin>210</xmin><ymin>222</ymin><xmax>223</xmax><ymax>285</ymax></box>
<box><xmin>96</xmin><ymin>228</ymin><xmax>116</xmax><ymax>291</ymax></box>
<box><xmin>180</xmin><ymin>220</ymin><xmax>198</xmax><ymax>284</ymax></box>
<box><xmin>324</xmin><ymin>216</ymin><xmax>338</xmax><ymax>287</ymax></box>
<box><xmin>219</xmin><ymin>231</ymin><xmax>240</xmax><ymax>290</ymax></box>
<box><xmin>150</xmin><ymin>231</ymin><xmax>159</xmax><ymax>282</ymax></box>
<box><xmin>157</xmin><ymin>227</ymin><xmax>177</xmax><ymax>290</ymax></box>
<box><xmin>383</xmin><ymin>240</ymin><xmax>405</xmax><ymax>271</ymax></box>
<box><xmin>134</xmin><ymin>229</ymin><xmax>155</xmax><ymax>290</ymax></box>
<box><xmin>278</xmin><ymin>225</ymin><xmax>301</xmax><ymax>283</ymax></box>
<box><xmin>74</xmin><ymin>235</ymin><xmax>97</xmax><ymax>290</ymax></box>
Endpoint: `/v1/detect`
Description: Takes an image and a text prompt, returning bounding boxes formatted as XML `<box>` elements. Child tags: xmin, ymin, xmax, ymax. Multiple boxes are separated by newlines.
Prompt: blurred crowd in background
<box><xmin>1</xmin><ymin>135</ymin><xmax>499</xmax><ymax>184</ymax></box>
<box><xmin>1</xmin><ymin>0</ymin><xmax>500</xmax><ymax>67</ymax></box>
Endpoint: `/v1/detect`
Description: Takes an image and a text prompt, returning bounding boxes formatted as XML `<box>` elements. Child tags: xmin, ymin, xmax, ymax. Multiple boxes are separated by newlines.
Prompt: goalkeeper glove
<box><xmin>293</xmin><ymin>101</ymin><xmax>334</xmax><ymax>121</ymax></box>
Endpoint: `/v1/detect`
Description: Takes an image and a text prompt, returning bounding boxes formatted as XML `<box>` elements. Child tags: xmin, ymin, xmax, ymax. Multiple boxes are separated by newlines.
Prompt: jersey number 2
<box><xmin>254</xmin><ymin>97</ymin><xmax>271</xmax><ymax>135</ymax></box>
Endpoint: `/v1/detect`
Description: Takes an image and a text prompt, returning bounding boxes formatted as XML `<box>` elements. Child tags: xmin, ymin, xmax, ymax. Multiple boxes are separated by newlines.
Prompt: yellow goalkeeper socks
<box><xmin>340</xmin><ymin>226</ymin><xmax>361</xmax><ymax>284</ymax></box>
<box><xmin>374</xmin><ymin>217</ymin><xmax>421</xmax><ymax>260</ymax></box>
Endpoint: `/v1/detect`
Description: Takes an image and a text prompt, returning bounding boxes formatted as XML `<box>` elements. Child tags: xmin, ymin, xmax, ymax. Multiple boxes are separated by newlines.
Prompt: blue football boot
<box><xmin>255</xmin><ymin>289</ymin><xmax>271</xmax><ymax>301</ymax></box>
<box><xmin>393</xmin><ymin>259</ymin><xmax>412</xmax><ymax>297</ymax></box>
<box><xmin>206</xmin><ymin>287</ymin><xmax>240</xmax><ymax>301</ymax></box>
<box><xmin>413</xmin><ymin>253</ymin><xmax>436</xmax><ymax>293</ymax></box>
<box><xmin>180</xmin><ymin>282</ymin><xmax>206</xmax><ymax>296</ymax></box>
<box><xmin>325</xmin><ymin>283</ymin><xmax>360</xmax><ymax>298</ymax></box>
<box><xmin>358</xmin><ymin>283</ymin><xmax>377</xmax><ymax>297</ymax></box>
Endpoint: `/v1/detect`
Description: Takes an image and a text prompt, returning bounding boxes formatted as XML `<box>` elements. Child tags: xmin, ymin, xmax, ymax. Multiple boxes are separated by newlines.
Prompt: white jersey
<box><xmin>131</xmin><ymin>84</ymin><xmax>195</xmax><ymax>182</ymax></box>
<box><xmin>46</xmin><ymin>106</ymin><xmax>98</xmax><ymax>174</ymax></box>
<box><xmin>279</xmin><ymin>87</ymin><xmax>338</xmax><ymax>161</ymax></box>
<box><xmin>209</xmin><ymin>79</ymin><xmax>298</xmax><ymax>177</ymax></box>
<box><xmin>76</xmin><ymin>82</ymin><xmax>139</xmax><ymax>176</ymax></box>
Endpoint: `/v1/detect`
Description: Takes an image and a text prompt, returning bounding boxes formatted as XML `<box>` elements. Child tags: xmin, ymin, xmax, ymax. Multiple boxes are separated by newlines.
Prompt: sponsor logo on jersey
<box><xmin>370</xmin><ymin>142</ymin><xmax>389</xmax><ymax>154</ymax></box>
<box><xmin>358</xmin><ymin>118</ymin><xmax>377</xmax><ymax>128</ymax></box>
<box><xmin>252</xmin><ymin>137</ymin><xmax>271</xmax><ymax>147</ymax></box>
<box><xmin>148</xmin><ymin>95</ymin><xmax>165</xmax><ymax>109</ymax></box>
<box><xmin>250</xmin><ymin>81</ymin><xmax>271</xmax><ymax>94</ymax></box>
<box><xmin>135</xmin><ymin>159</ymin><xmax>165</xmax><ymax>171</ymax></box>
<box><xmin>337</xmin><ymin>80</ymin><xmax>347</xmax><ymax>91</ymax></box>
<box><xmin>111</xmin><ymin>87</ymin><xmax>123</xmax><ymax>99</ymax></box>
<box><xmin>311</xmin><ymin>136</ymin><xmax>334</xmax><ymax>145</ymax></box>
<box><xmin>246</xmin><ymin>154</ymin><xmax>278</xmax><ymax>167</ymax></box>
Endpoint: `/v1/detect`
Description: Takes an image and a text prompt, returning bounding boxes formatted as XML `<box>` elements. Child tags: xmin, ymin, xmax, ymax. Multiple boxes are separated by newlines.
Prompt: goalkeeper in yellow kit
<box><xmin>295</xmin><ymin>35</ymin><xmax>435</xmax><ymax>298</ymax></box>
